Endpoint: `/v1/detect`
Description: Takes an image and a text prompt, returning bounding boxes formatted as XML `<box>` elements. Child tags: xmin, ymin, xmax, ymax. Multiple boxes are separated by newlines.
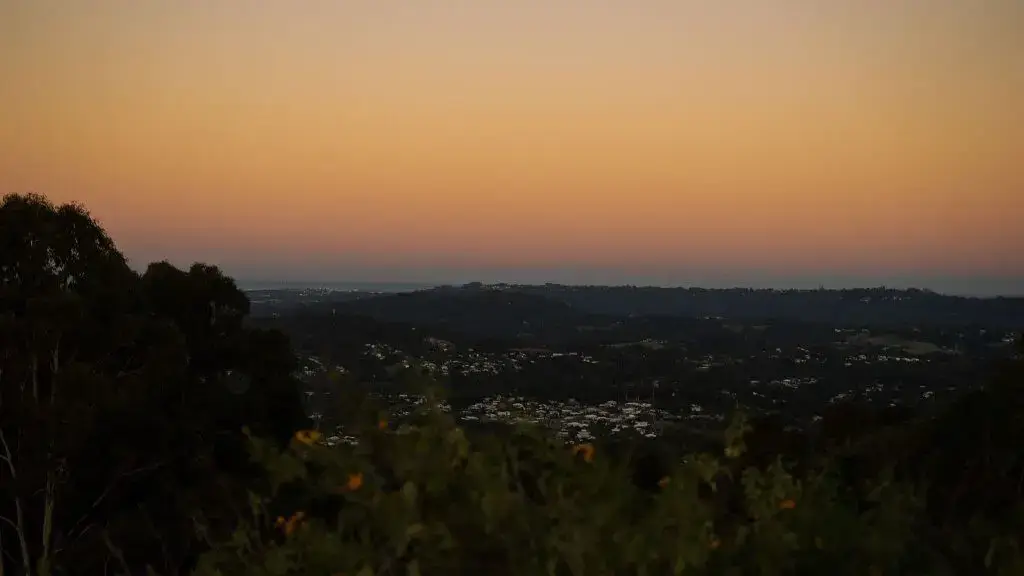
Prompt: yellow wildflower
<box><xmin>295</xmin><ymin>430</ymin><xmax>322</xmax><ymax>446</ymax></box>
<box><xmin>571</xmin><ymin>443</ymin><xmax>595</xmax><ymax>463</ymax></box>
<box><xmin>278</xmin><ymin>511</ymin><xmax>306</xmax><ymax>536</ymax></box>
<box><xmin>779</xmin><ymin>499</ymin><xmax>796</xmax><ymax>510</ymax></box>
<box><xmin>658</xmin><ymin>476</ymin><xmax>670</xmax><ymax>489</ymax></box>
<box><xmin>346</xmin><ymin>472</ymin><xmax>364</xmax><ymax>491</ymax></box>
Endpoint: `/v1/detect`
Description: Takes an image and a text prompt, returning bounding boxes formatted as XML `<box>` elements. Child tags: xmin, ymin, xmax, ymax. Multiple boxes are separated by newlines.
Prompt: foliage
<box><xmin>1</xmin><ymin>193</ymin><xmax>308</xmax><ymax>576</ymax></box>
<box><xmin>194</xmin><ymin>385</ymin><xmax>1022</xmax><ymax>575</ymax></box>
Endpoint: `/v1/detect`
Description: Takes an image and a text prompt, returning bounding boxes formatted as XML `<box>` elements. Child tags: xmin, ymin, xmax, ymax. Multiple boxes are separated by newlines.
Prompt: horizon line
<box><xmin>235</xmin><ymin>280</ymin><xmax>1024</xmax><ymax>299</ymax></box>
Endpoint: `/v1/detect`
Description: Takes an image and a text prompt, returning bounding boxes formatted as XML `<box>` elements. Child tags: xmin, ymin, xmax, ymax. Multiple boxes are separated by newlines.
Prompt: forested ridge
<box><xmin>2</xmin><ymin>193</ymin><xmax>1023</xmax><ymax>575</ymax></box>
<box><xmin>248</xmin><ymin>282</ymin><xmax>1024</xmax><ymax>330</ymax></box>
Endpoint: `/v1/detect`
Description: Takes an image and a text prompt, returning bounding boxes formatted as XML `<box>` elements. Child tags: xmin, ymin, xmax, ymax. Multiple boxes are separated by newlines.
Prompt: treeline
<box><xmin>437</xmin><ymin>283</ymin><xmax>1024</xmax><ymax>328</ymax></box>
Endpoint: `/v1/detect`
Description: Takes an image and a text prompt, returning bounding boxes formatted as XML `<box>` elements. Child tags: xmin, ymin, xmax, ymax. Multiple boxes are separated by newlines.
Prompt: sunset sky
<box><xmin>2</xmin><ymin>1</ymin><xmax>1022</xmax><ymax>294</ymax></box>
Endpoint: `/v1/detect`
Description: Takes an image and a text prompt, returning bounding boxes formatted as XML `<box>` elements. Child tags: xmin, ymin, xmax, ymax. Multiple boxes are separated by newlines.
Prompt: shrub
<box><xmin>196</xmin><ymin>384</ymin><xmax>1022</xmax><ymax>576</ymax></box>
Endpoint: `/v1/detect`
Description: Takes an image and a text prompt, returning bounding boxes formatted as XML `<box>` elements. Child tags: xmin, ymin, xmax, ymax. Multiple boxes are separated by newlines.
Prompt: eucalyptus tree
<box><xmin>1</xmin><ymin>193</ymin><xmax>307</xmax><ymax>575</ymax></box>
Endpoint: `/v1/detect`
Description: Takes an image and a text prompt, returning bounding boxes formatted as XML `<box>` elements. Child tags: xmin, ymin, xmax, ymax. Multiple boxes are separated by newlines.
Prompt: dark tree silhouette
<box><xmin>0</xmin><ymin>193</ymin><xmax>307</xmax><ymax>575</ymax></box>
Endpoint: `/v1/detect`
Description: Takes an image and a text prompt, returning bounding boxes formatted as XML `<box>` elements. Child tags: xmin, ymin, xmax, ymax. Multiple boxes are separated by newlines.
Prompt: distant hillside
<box><xmin>247</xmin><ymin>284</ymin><xmax>1024</xmax><ymax>331</ymax></box>
<box><xmin>248</xmin><ymin>311</ymin><xmax>429</xmax><ymax>353</ymax></box>
<box><xmin>497</xmin><ymin>285</ymin><xmax>1024</xmax><ymax>329</ymax></box>
<box><xmin>330</xmin><ymin>287</ymin><xmax>611</xmax><ymax>340</ymax></box>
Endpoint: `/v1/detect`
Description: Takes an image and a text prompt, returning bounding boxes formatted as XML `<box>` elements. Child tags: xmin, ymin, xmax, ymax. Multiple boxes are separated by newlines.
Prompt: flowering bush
<box><xmin>193</xmin><ymin>391</ymin><xmax>1020</xmax><ymax>575</ymax></box>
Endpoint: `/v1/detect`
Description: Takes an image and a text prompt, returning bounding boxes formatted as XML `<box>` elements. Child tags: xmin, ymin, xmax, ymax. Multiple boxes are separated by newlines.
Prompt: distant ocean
<box><xmin>239</xmin><ymin>281</ymin><xmax>438</xmax><ymax>293</ymax></box>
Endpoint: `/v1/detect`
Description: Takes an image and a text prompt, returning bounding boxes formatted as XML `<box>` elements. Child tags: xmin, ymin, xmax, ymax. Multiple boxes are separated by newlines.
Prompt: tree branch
<box><xmin>0</xmin><ymin>430</ymin><xmax>15</xmax><ymax>478</ymax></box>
<box><xmin>41</xmin><ymin>471</ymin><xmax>56</xmax><ymax>574</ymax></box>
<box><xmin>50</xmin><ymin>335</ymin><xmax>61</xmax><ymax>405</ymax></box>
<box><xmin>65</xmin><ymin>461</ymin><xmax>166</xmax><ymax>541</ymax></box>
<box><xmin>1</xmin><ymin>424</ymin><xmax>32</xmax><ymax>575</ymax></box>
<box><xmin>1</xmin><ymin>546</ymin><xmax>16</xmax><ymax>572</ymax></box>
<box><xmin>102</xmin><ymin>530</ymin><xmax>132</xmax><ymax>576</ymax></box>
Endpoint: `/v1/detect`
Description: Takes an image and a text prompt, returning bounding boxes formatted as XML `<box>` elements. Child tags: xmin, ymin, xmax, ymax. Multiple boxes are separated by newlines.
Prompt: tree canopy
<box><xmin>0</xmin><ymin>193</ymin><xmax>307</xmax><ymax>575</ymax></box>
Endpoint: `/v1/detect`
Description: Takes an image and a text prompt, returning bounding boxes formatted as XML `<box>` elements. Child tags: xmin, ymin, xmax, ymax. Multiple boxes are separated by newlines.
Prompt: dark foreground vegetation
<box><xmin>2</xmin><ymin>192</ymin><xmax>1023</xmax><ymax>575</ymax></box>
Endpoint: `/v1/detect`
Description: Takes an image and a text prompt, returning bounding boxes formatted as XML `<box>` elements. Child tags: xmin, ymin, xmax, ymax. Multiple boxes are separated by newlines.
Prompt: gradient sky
<box><xmin>2</xmin><ymin>1</ymin><xmax>1022</xmax><ymax>294</ymax></box>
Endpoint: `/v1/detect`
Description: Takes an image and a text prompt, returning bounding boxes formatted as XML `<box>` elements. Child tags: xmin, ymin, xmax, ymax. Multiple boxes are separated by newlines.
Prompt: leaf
<box><xmin>734</xmin><ymin>526</ymin><xmax>750</xmax><ymax>547</ymax></box>
<box><xmin>402</xmin><ymin>481</ymin><xmax>418</xmax><ymax>505</ymax></box>
<box><xmin>247</xmin><ymin>490</ymin><xmax>264</xmax><ymax>519</ymax></box>
<box><xmin>262</xmin><ymin>547</ymin><xmax>294</xmax><ymax>576</ymax></box>
<box><xmin>985</xmin><ymin>540</ymin><xmax>997</xmax><ymax>568</ymax></box>
<box><xmin>265</xmin><ymin>453</ymin><xmax>307</xmax><ymax>493</ymax></box>
<box><xmin>406</xmin><ymin>523</ymin><xmax>424</xmax><ymax>539</ymax></box>
<box><xmin>447</xmin><ymin>427</ymin><xmax>470</xmax><ymax>462</ymax></box>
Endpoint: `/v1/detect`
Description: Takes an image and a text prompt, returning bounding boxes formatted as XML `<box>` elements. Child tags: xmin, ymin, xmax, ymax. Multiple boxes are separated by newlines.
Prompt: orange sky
<box><xmin>2</xmin><ymin>1</ymin><xmax>1022</xmax><ymax>290</ymax></box>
